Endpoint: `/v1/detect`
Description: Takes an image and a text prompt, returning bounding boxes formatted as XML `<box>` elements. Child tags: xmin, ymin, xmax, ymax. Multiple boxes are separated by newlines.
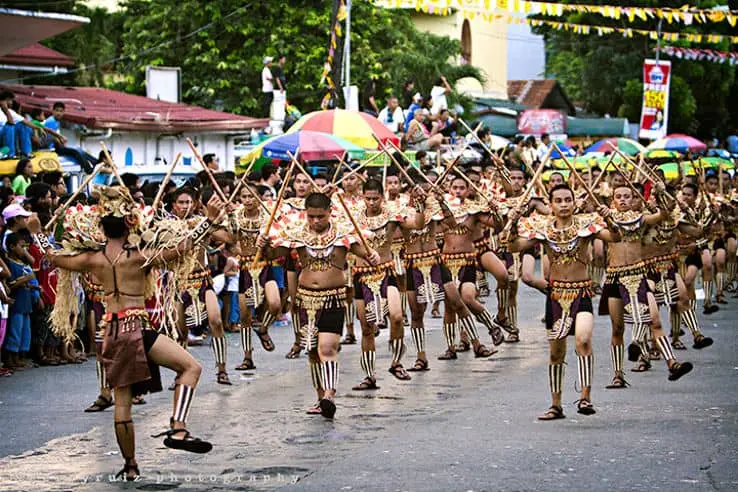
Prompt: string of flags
<box><xmin>658</xmin><ymin>45</ymin><xmax>738</xmax><ymax>65</ymax></box>
<box><xmin>375</xmin><ymin>0</ymin><xmax>738</xmax><ymax>26</ymax></box>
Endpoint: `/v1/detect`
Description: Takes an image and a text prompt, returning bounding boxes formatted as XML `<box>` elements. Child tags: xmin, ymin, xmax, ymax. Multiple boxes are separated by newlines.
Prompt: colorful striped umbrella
<box><xmin>658</xmin><ymin>163</ymin><xmax>696</xmax><ymax>180</ymax></box>
<box><xmin>287</xmin><ymin>109</ymin><xmax>400</xmax><ymax>149</ymax></box>
<box><xmin>584</xmin><ymin>138</ymin><xmax>645</xmax><ymax>156</ymax></box>
<box><xmin>699</xmin><ymin>156</ymin><xmax>734</xmax><ymax>171</ymax></box>
<box><xmin>551</xmin><ymin>155</ymin><xmax>632</xmax><ymax>171</ymax></box>
<box><xmin>643</xmin><ymin>149</ymin><xmax>681</xmax><ymax>160</ymax></box>
<box><xmin>241</xmin><ymin>130</ymin><xmax>365</xmax><ymax>163</ymax></box>
<box><xmin>646</xmin><ymin>134</ymin><xmax>707</xmax><ymax>153</ymax></box>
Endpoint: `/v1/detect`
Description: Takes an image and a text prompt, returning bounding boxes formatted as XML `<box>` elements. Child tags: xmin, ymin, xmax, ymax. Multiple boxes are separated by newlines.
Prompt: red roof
<box><xmin>0</xmin><ymin>43</ymin><xmax>75</xmax><ymax>67</ymax></box>
<box><xmin>1</xmin><ymin>84</ymin><xmax>267</xmax><ymax>132</ymax></box>
<box><xmin>507</xmin><ymin>79</ymin><xmax>576</xmax><ymax>116</ymax></box>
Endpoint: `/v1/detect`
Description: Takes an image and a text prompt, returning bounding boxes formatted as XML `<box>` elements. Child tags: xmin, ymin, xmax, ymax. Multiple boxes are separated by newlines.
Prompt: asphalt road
<box><xmin>1</xmin><ymin>281</ymin><xmax>737</xmax><ymax>491</ymax></box>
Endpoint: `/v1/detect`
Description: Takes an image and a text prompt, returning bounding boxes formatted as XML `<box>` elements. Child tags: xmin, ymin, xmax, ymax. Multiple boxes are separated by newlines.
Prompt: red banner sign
<box><xmin>517</xmin><ymin>109</ymin><xmax>567</xmax><ymax>136</ymax></box>
<box><xmin>639</xmin><ymin>59</ymin><xmax>671</xmax><ymax>140</ymax></box>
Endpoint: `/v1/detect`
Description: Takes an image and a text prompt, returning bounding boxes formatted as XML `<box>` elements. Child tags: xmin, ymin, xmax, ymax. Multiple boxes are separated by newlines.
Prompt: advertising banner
<box><xmin>639</xmin><ymin>59</ymin><xmax>671</xmax><ymax>140</ymax></box>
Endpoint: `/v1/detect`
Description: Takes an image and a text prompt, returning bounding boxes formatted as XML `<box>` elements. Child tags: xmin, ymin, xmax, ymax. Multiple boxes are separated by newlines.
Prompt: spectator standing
<box><xmin>537</xmin><ymin>133</ymin><xmax>551</xmax><ymax>162</ymax></box>
<box><xmin>221</xmin><ymin>243</ymin><xmax>241</xmax><ymax>332</ymax></box>
<box><xmin>377</xmin><ymin>96</ymin><xmax>405</xmax><ymax>135</ymax></box>
<box><xmin>11</xmin><ymin>158</ymin><xmax>34</xmax><ymax>196</ymax></box>
<box><xmin>430</xmin><ymin>76</ymin><xmax>452</xmax><ymax>116</ymax></box>
<box><xmin>259</xmin><ymin>163</ymin><xmax>279</xmax><ymax>197</ymax></box>
<box><xmin>0</xmin><ymin>263</ymin><xmax>10</xmax><ymax>376</ymax></box>
<box><xmin>361</xmin><ymin>79</ymin><xmax>379</xmax><ymax>117</ymax></box>
<box><xmin>402</xmin><ymin>80</ymin><xmax>415</xmax><ymax>108</ymax></box>
<box><xmin>4</xmin><ymin>233</ymin><xmax>38</xmax><ymax>370</ymax></box>
<box><xmin>273</xmin><ymin>54</ymin><xmax>287</xmax><ymax>92</ymax></box>
<box><xmin>262</xmin><ymin>56</ymin><xmax>275</xmax><ymax>118</ymax></box>
<box><xmin>403</xmin><ymin>93</ymin><xmax>423</xmax><ymax>133</ymax></box>
<box><xmin>203</xmin><ymin>153</ymin><xmax>220</xmax><ymax>172</ymax></box>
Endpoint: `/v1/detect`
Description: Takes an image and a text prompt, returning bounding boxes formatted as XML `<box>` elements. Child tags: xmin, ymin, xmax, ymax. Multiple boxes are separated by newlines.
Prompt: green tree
<box><xmin>114</xmin><ymin>0</ymin><xmax>483</xmax><ymax>115</ymax></box>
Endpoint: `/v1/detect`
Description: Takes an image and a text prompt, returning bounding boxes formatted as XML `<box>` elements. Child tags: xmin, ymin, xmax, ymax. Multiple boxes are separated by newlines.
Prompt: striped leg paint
<box><xmin>390</xmin><ymin>338</ymin><xmax>406</xmax><ymax>365</ymax></box>
<box><xmin>320</xmin><ymin>360</ymin><xmax>339</xmax><ymax>391</ymax></box>
<box><xmin>172</xmin><ymin>384</ymin><xmax>195</xmax><ymax>424</ymax></box>
<box><xmin>669</xmin><ymin>309</ymin><xmax>681</xmax><ymax>339</ymax></box>
<box><xmin>548</xmin><ymin>363</ymin><xmax>564</xmax><ymax>395</ymax></box>
<box><xmin>261</xmin><ymin>312</ymin><xmax>277</xmax><ymax>331</ymax></box>
<box><xmin>400</xmin><ymin>291</ymin><xmax>408</xmax><ymax>319</ymax></box>
<box><xmin>716</xmin><ymin>272</ymin><xmax>726</xmax><ymax>295</ymax></box>
<box><xmin>309</xmin><ymin>360</ymin><xmax>322</xmax><ymax>391</ymax></box>
<box><xmin>211</xmin><ymin>336</ymin><xmax>227</xmax><ymax>365</ymax></box>
<box><xmin>682</xmin><ymin>301</ymin><xmax>702</xmax><ymax>337</ymax></box>
<box><xmin>96</xmin><ymin>360</ymin><xmax>107</xmax><ymax>393</ymax></box>
<box><xmin>655</xmin><ymin>335</ymin><xmax>676</xmax><ymax>363</ymax></box>
<box><xmin>610</xmin><ymin>344</ymin><xmax>624</xmax><ymax>376</ymax></box>
<box><xmin>458</xmin><ymin>315</ymin><xmax>480</xmax><ymax>342</ymax></box>
<box><xmin>442</xmin><ymin>322</ymin><xmax>456</xmax><ymax>349</ymax></box>
<box><xmin>577</xmin><ymin>354</ymin><xmax>594</xmax><ymax>389</ymax></box>
<box><xmin>360</xmin><ymin>350</ymin><xmax>376</xmax><ymax>379</ymax></box>
<box><xmin>345</xmin><ymin>302</ymin><xmax>356</xmax><ymax>328</ymax></box>
<box><xmin>704</xmin><ymin>280</ymin><xmax>714</xmax><ymax>307</ymax></box>
<box><xmin>240</xmin><ymin>326</ymin><xmax>253</xmax><ymax>353</ymax></box>
<box><xmin>411</xmin><ymin>326</ymin><xmax>426</xmax><ymax>354</ymax></box>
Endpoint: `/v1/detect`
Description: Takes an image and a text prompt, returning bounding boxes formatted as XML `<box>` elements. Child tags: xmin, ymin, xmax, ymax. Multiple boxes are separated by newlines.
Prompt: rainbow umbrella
<box><xmin>584</xmin><ymin>138</ymin><xmax>645</xmax><ymax>156</ymax></box>
<box><xmin>287</xmin><ymin>109</ymin><xmax>400</xmax><ymax>149</ymax></box>
<box><xmin>240</xmin><ymin>130</ymin><xmax>365</xmax><ymax>164</ymax></box>
<box><xmin>699</xmin><ymin>156</ymin><xmax>734</xmax><ymax>171</ymax></box>
<box><xmin>646</xmin><ymin>134</ymin><xmax>707</xmax><ymax>153</ymax></box>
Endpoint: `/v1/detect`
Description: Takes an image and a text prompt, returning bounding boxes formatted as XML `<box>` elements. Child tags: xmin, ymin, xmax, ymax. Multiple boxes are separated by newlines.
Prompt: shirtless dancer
<box><xmin>600</xmin><ymin>184</ymin><xmax>693</xmax><ymax>384</ymax></box>
<box><xmin>38</xmin><ymin>186</ymin><xmax>215</xmax><ymax>480</ymax></box>
<box><xmin>351</xmin><ymin>178</ymin><xmax>424</xmax><ymax>389</ymax></box>
<box><xmin>259</xmin><ymin>192</ymin><xmax>379</xmax><ymax>418</ymax></box>
<box><xmin>231</xmin><ymin>183</ymin><xmax>281</xmax><ymax>371</ymax></box>
<box><xmin>437</xmin><ymin>175</ymin><xmax>500</xmax><ymax>360</ymax></box>
<box><xmin>512</xmin><ymin>184</ymin><xmax>616</xmax><ymax>419</ymax></box>
<box><xmin>170</xmin><ymin>187</ymin><xmax>232</xmax><ymax>385</ymax></box>
<box><xmin>338</xmin><ymin>171</ymin><xmax>364</xmax><ymax>345</ymax></box>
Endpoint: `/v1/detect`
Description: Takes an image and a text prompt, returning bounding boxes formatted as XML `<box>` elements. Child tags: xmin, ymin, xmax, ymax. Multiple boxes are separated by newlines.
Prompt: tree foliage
<box><xmin>110</xmin><ymin>0</ymin><xmax>482</xmax><ymax>115</ymax></box>
<box><xmin>534</xmin><ymin>0</ymin><xmax>736</xmax><ymax>138</ymax></box>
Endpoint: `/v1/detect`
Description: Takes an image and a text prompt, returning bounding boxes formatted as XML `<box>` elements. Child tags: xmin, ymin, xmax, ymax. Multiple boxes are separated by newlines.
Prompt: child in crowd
<box><xmin>4</xmin><ymin>232</ymin><xmax>38</xmax><ymax>370</ymax></box>
<box><xmin>221</xmin><ymin>243</ymin><xmax>241</xmax><ymax>332</ymax></box>
<box><xmin>0</xmin><ymin>256</ymin><xmax>12</xmax><ymax>376</ymax></box>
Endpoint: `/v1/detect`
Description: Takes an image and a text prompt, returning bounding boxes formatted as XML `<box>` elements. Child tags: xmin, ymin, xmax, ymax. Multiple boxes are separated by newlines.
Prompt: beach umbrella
<box><xmin>240</xmin><ymin>130</ymin><xmax>365</xmax><ymax>164</ymax></box>
<box><xmin>699</xmin><ymin>156</ymin><xmax>734</xmax><ymax>171</ymax></box>
<box><xmin>584</xmin><ymin>138</ymin><xmax>645</xmax><ymax>156</ymax></box>
<box><xmin>658</xmin><ymin>162</ymin><xmax>696</xmax><ymax>180</ymax></box>
<box><xmin>287</xmin><ymin>109</ymin><xmax>400</xmax><ymax>149</ymax></box>
<box><xmin>542</xmin><ymin>169</ymin><xmax>570</xmax><ymax>182</ymax></box>
<box><xmin>643</xmin><ymin>149</ymin><xmax>681</xmax><ymax>160</ymax></box>
<box><xmin>646</xmin><ymin>134</ymin><xmax>707</xmax><ymax>153</ymax></box>
<box><xmin>549</xmin><ymin>143</ymin><xmax>576</xmax><ymax>160</ymax></box>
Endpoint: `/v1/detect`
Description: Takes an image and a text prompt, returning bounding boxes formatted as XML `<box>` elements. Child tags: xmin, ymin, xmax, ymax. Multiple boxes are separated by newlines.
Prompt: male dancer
<box><xmin>258</xmin><ymin>192</ymin><xmax>380</xmax><ymax>418</ymax></box>
<box><xmin>600</xmin><ymin>184</ymin><xmax>693</xmax><ymax>383</ymax></box>
<box><xmin>38</xmin><ymin>186</ymin><xmax>216</xmax><ymax>480</ymax></box>
<box><xmin>511</xmin><ymin>184</ymin><xmax>615</xmax><ymax>418</ymax></box>
<box><xmin>673</xmin><ymin>183</ymin><xmax>716</xmax><ymax>349</ymax></box>
<box><xmin>437</xmin><ymin>174</ymin><xmax>501</xmax><ymax>359</ymax></box>
<box><xmin>339</xmin><ymin>171</ymin><xmax>364</xmax><ymax>345</ymax></box>
<box><xmin>386</xmin><ymin>170</ymin><xmax>410</xmax><ymax>326</ymax></box>
<box><xmin>351</xmin><ymin>178</ymin><xmax>424</xmax><ymax>389</ymax></box>
<box><xmin>231</xmin><ymin>183</ymin><xmax>282</xmax><ymax>370</ymax></box>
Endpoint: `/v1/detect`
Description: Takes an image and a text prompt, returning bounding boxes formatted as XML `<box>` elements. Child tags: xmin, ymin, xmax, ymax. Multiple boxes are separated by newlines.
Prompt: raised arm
<box><xmin>47</xmin><ymin>251</ymin><xmax>96</xmax><ymax>273</ymax></box>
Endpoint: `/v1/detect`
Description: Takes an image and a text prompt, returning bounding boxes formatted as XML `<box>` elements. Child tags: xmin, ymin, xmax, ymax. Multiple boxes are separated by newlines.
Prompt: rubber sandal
<box><xmin>285</xmin><ymin>344</ymin><xmax>302</xmax><ymax>359</ymax></box>
<box><xmin>605</xmin><ymin>374</ymin><xmax>630</xmax><ymax>389</ymax></box>
<box><xmin>671</xmin><ymin>340</ymin><xmax>687</xmax><ymax>350</ymax></box>
<box><xmin>455</xmin><ymin>340</ymin><xmax>471</xmax><ymax>352</ymax></box>
<box><xmin>505</xmin><ymin>333</ymin><xmax>520</xmax><ymax>343</ymax></box>
<box><xmin>388</xmin><ymin>364</ymin><xmax>412</xmax><ymax>381</ymax></box>
<box><xmin>668</xmin><ymin>361</ymin><xmax>693</xmax><ymax>381</ymax></box>
<box><xmin>406</xmin><ymin>359</ymin><xmax>430</xmax><ymax>372</ymax></box>
<box><xmin>576</xmin><ymin>398</ymin><xmax>596</xmax><ymax>416</ymax></box>
<box><xmin>340</xmin><ymin>334</ymin><xmax>357</xmax><ymax>345</ymax></box>
<box><xmin>693</xmin><ymin>335</ymin><xmax>713</xmax><ymax>349</ymax></box>
<box><xmin>538</xmin><ymin>405</ymin><xmax>565</xmax><ymax>421</ymax></box>
<box><xmin>437</xmin><ymin>349</ymin><xmax>457</xmax><ymax>360</ymax></box>
<box><xmin>153</xmin><ymin>429</ymin><xmax>213</xmax><ymax>454</ymax></box>
<box><xmin>306</xmin><ymin>402</ymin><xmax>322</xmax><ymax>415</ymax></box>
<box><xmin>319</xmin><ymin>398</ymin><xmax>336</xmax><ymax>419</ymax></box>
<box><xmin>474</xmin><ymin>345</ymin><xmax>496</xmax><ymax>358</ymax></box>
<box><xmin>253</xmin><ymin>328</ymin><xmax>275</xmax><ymax>352</ymax></box>
<box><xmin>352</xmin><ymin>377</ymin><xmax>380</xmax><ymax>391</ymax></box>
<box><xmin>216</xmin><ymin>371</ymin><xmax>232</xmax><ymax>385</ymax></box>
<box><xmin>631</xmin><ymin>358</ymin><xmax>651</xmax><ymax>372</ymax></box>
<box><xmin>84</xmin><ymin>395</ymin><xmax>114</xmax><ymax>412</ymax></box>
<box><xmin>132</xmin><ymin>396</ymin><xmax>146</xmax><ymax>405</ymax></box>
<box><xmin>235</xmin><ymin>359</ymin><xmax>256</xmax><ymax>371</ymax></box>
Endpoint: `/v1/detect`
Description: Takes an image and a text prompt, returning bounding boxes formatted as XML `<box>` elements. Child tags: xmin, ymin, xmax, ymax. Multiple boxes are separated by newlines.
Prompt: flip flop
<box><xmin>253</xmin><ymin>328</ymin><xmax>275</xmax><ymax>352</ymax></box>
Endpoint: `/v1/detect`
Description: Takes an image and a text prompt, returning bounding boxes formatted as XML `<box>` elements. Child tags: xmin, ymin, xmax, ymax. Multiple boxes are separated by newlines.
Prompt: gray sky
<box><xmin>507</xmin><ymin>23</ymin><xmax>546</xmax><ymax>81</ymax></box>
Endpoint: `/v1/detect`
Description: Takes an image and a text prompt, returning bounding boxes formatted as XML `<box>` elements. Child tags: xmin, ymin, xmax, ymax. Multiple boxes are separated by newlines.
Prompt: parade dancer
<box><xmin>674</xmin><ymin>183</ymin><xmax>716</xmax><ymax>349</ymax></box>
<box><xmin>600</xmin><ymin>184</ymin><xmax>693</xmax><ymax>383</ymax></box>
<box><xmin>170</xmin><ymin>187</ymin><xmax>232</xmax><ymax>385</ymax></box>
<box><xmin>38</xmin><ymin>186</ymin><xmax>217</xmax><ymax>480</ymax></box>
<box><xmin>512</xmin><ymin>184</ymin><xmax>616</xmax><ymax>418</ymax></box>
<box><xmin>386</xmin><ymin>171</ymin><xmax>410</xmax><ymax>326</ymax></box>
<box><xmin>258</xmin><ymin>192</ymin><xmax>379</xmax><ymax>418</ymax></box>
<box><xmin>350</xmin><ymin>178</ymin><xmax>424</xmax><ymax>389</ymax></box>
<box><xmin>338</xmin><ymin>171</ymin><xmax>364</xmax><ymax>345</ymax></box>
<box><xmin>437</xmin><ymin>175</ymin><xmax>500</xmax><ymax>360</ymax></box>
<box><xmin>231</xmin><ymin>184</ymin><xmax>281</xmax><ymax>371</ymax></box>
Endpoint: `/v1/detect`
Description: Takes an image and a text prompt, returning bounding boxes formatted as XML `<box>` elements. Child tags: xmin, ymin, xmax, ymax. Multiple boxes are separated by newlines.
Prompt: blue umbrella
<box><xmin>549</xmin><ymin>143</ymin><xmax>576</xmax><ymax>160</ymax></box>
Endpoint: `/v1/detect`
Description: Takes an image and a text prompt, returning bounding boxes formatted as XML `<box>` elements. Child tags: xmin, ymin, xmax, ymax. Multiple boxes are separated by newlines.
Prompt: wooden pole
<box><xmin>152</xmin><ymin>152</ymin><xmax>182</xmax><ymax>210</ymax></box>
<box><xmin>44</xmin><ymin>164</ymin><xmax>107</xmax><ymax>231</ymax></box>
<box><xmin>335</xmin><ymin>192</ymin><xmax>372</xmax><ymax>254</ymax></box>
<box><xmin>554</xmin><ymin>144</ymin><xmax>604</xmax><ymax>206</ymax></box>
<box><xmin>252</xmin><ymin>160</ymin><xmax>296</xmax><ymax>270</ymax></box>
<box><xmin>499</xmin><ymin>150</ymin><xmax>549</xmax><ymax>241</ymax></box>
<box><xmin>186</xmin><ymin>137</ymin><xmax>228</xmax><ymax>202</ymax></box>
<box><xmin>457</xmin><ymin>118</ymin><xmax>511</xmax><ymax>184</ymax></box>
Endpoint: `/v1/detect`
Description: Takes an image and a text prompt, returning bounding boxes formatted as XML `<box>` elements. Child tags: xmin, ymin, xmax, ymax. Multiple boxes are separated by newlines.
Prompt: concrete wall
<box><xmin>71</xmin><ymin>130</ymin><xmax>246</xmax><ymax>172</ymax></box>
<box><xmin>410</xmin><ymin>11</ymin><xmax>508</xmax><ymax>96</ymax></box>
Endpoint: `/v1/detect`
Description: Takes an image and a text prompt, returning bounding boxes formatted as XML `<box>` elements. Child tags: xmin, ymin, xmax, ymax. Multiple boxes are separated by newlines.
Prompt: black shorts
<box><xmin>316</xmin><ymin>306</ymin><xmax>344</xmax><ymax>335</ymax></box>
<box><xmin>685</xmin><ymin>251</ymin><xmax>703</xmax><ymax>269</ymax></box>
<box><xmin>713</xmin><ymin>238</ymin><xmax>726</xmax><ymax>251</ymax></box>
<box><xmin>439</xmin><ymin>263</ymin><xmax>453</xmax><ymax>284</ymax></box>
<box><xmin>726</xmin><ymin>232</ymin><xmax>737</xmax><ymax>241</ymax></box>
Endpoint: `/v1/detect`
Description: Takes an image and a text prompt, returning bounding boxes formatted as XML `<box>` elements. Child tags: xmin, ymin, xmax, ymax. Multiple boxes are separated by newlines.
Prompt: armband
<box><xmin>190</xmin><ymin>218</ymin><xmax>212</xmax><ymax>243</ymax></box>
<box><xmin>33</xmin><ymin>233</ymin><xmax>52</xmax><ymax>254</ymax></box>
